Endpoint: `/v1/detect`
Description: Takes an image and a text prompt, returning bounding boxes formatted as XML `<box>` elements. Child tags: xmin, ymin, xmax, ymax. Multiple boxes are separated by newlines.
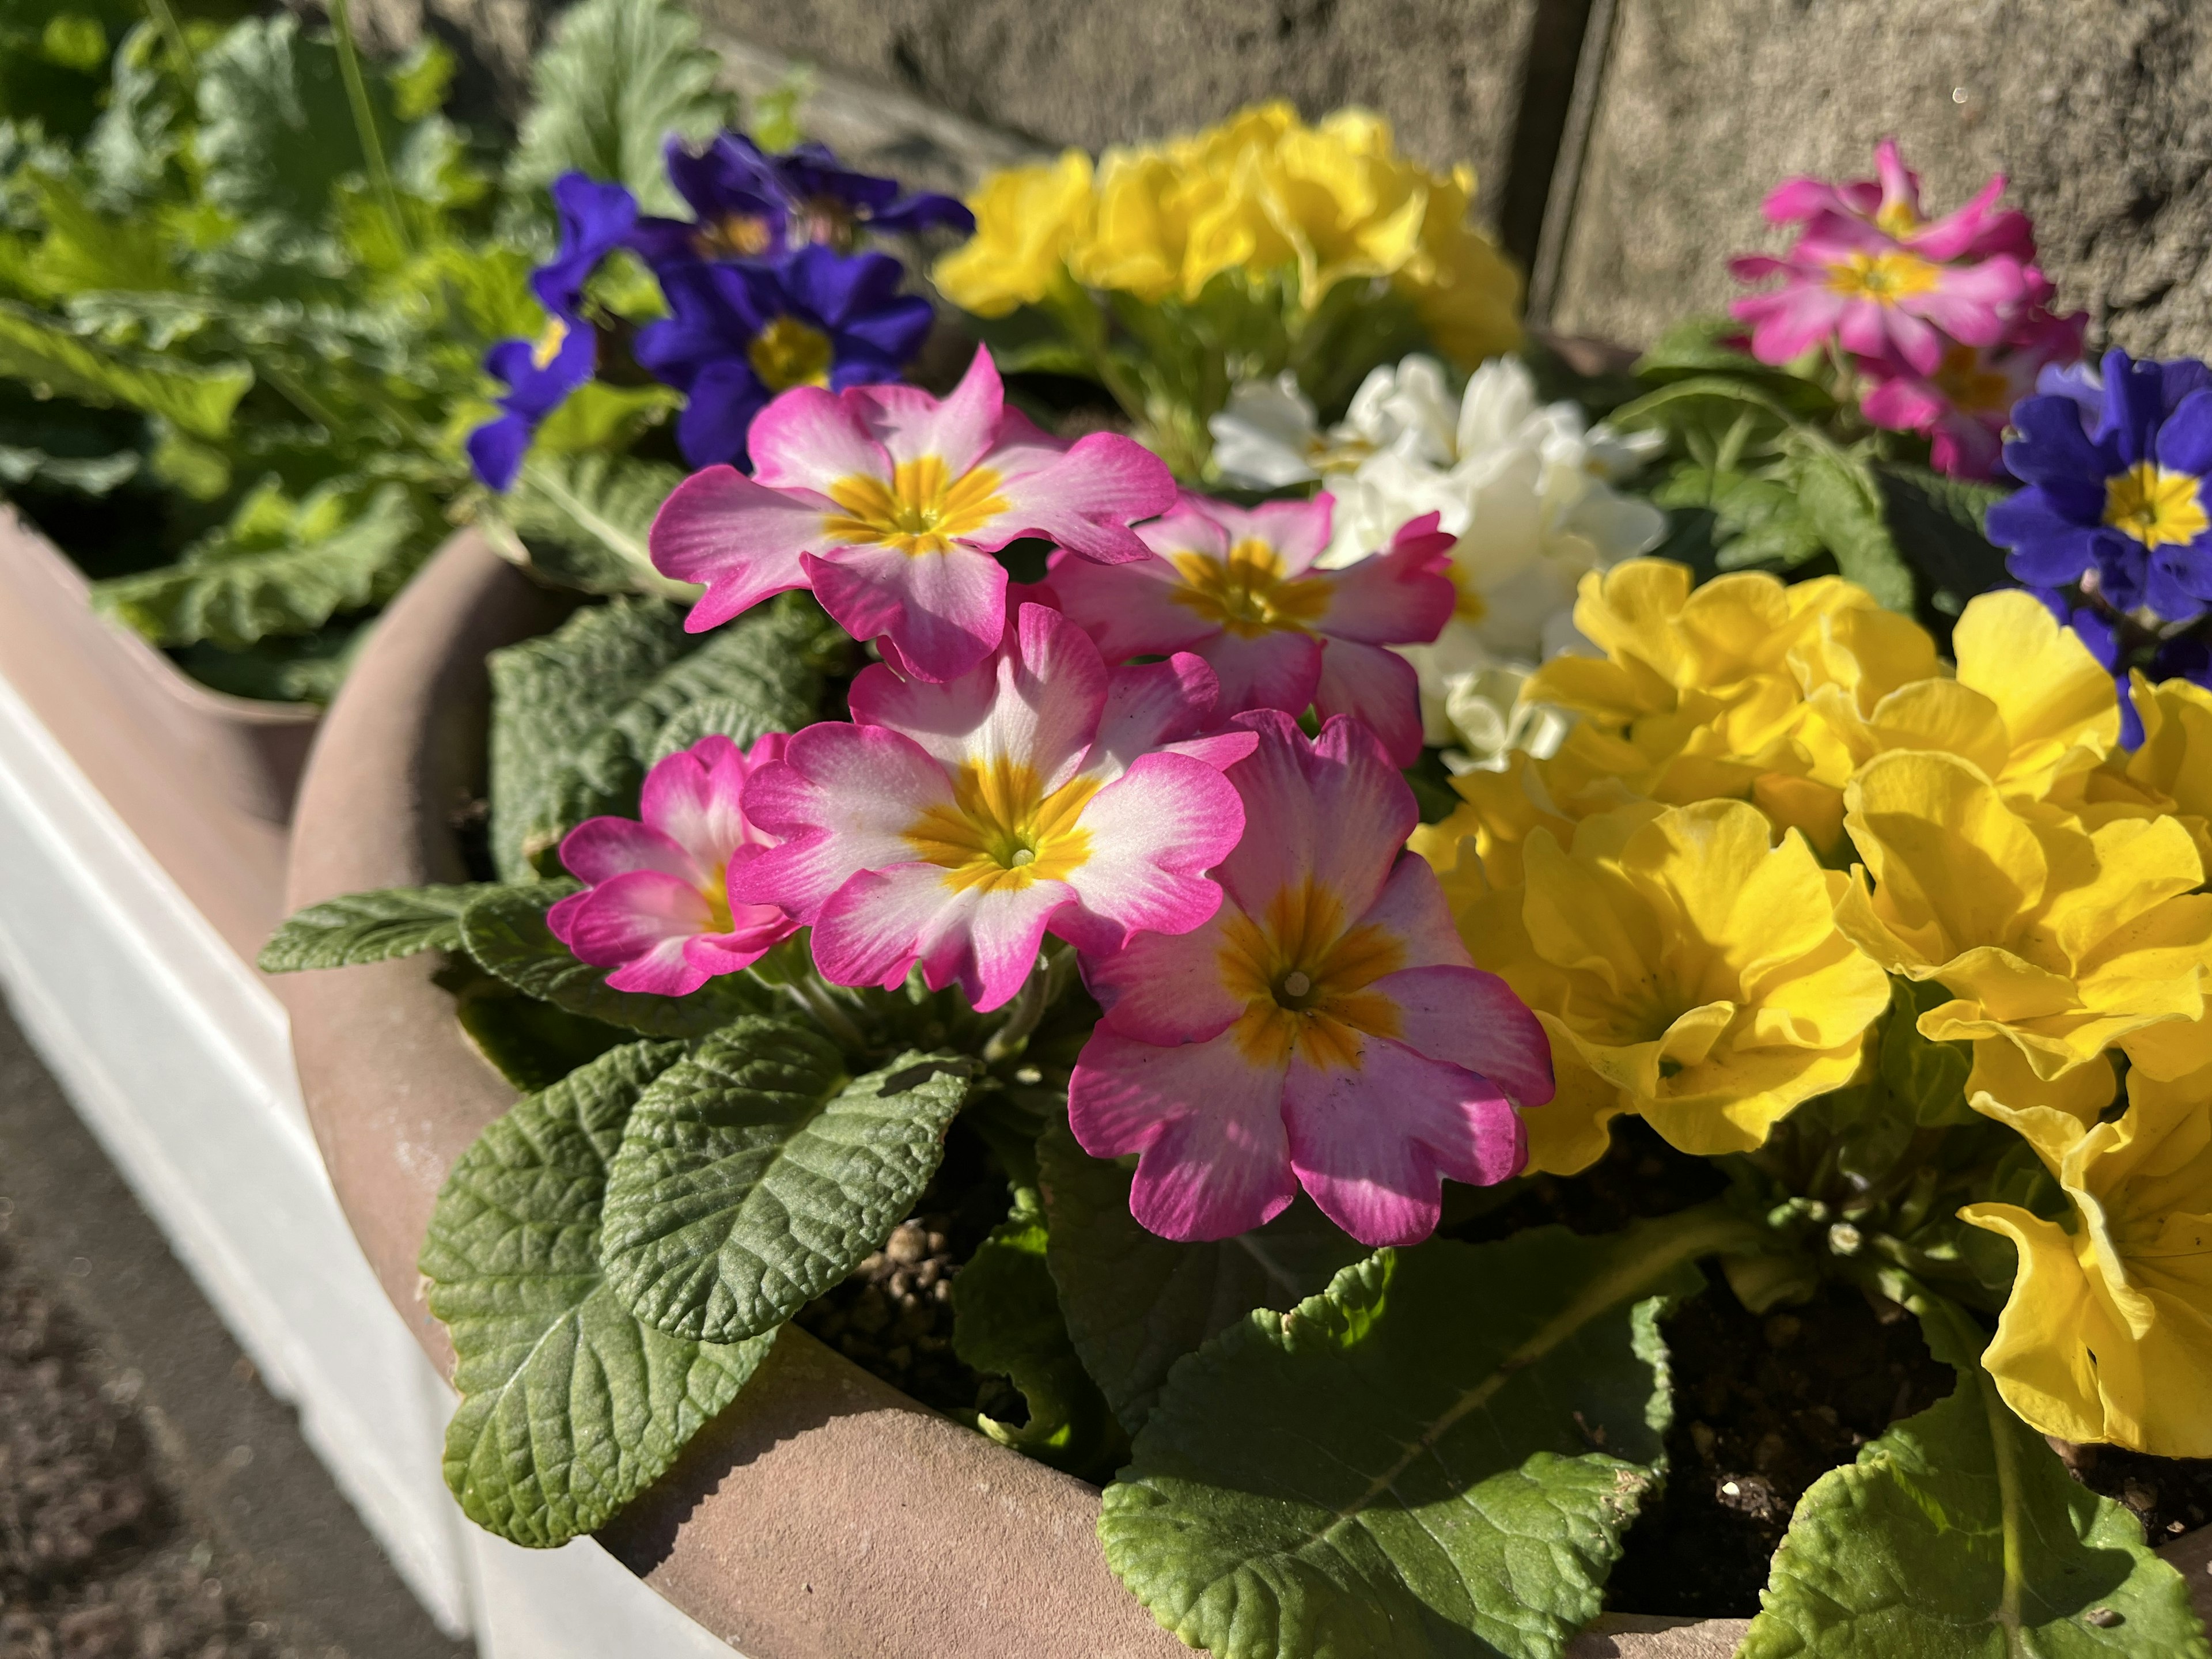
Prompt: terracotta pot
<box><xmin>278</xmin><ymin>533</ymin><xmax>2212</xmax><ymax>1659</ymax></box>
<box><xmin>0</xmin><ymin>506</ymin><xmax>323</xmax><ymax>963</ymax></box>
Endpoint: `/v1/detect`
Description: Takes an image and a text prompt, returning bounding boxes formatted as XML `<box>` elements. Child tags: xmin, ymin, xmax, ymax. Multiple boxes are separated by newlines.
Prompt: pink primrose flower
<box><xmin>1762</xmin><ymin>138</ymin><xmax>2033</xmax><ymax>263</ymax></box>
<box><xmin>1857</xmin><ymin>302</ymin><xmax>2088</xmax><ymax>479</ymax></box>
<box><xmin>1046</xmin><ymin>493</ymin><xmax>1456</xmax><ymax>766</ymax></box>
<box><xmin>647</xmin><ymin>346</ymin><xmax>1177</xmax><ymax>683</ymax></box>
<box><xmin>547</xmin><ymin>734</ymin><xmax>799</xmax><ymax>995</ymax></box>
<box><xmin>1067</xmin><ymin>711</ymin><xmax>1552</xmax><ymax>1248</ymax></box>
<box><xmin>732</xmin><ymin>603</ymin><xmax>1254</xmax><ymax>1012</ymax></box>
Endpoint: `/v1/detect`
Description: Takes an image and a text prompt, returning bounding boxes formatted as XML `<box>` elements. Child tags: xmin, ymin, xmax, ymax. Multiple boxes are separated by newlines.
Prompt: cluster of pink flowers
<box><xmin>1729</xmin><ymin>139</ymin><xmax>2085</xmax><ymax>478</ymax></box>
<box><xmin>544</xmin><ymin>347</ymin><xmax>1553</xmax><ymax>1246</ymax></box>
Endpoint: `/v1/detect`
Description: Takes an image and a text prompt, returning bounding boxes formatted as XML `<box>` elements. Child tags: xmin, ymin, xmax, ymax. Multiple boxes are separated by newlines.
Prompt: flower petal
<box><xmin>1055</xmin><ymin>752</ymin><xmax>1243</xmax><ymax>952</ymax></box>
<box><xmin>733</xmin><ymin>724</ymin><xmax>954</xmax><ymax>919</ymax></box>
<box><xmin>990</xmin><ymin>433</ymin><xmax>1178</xmax><ymax>563</ymax></box>
<box><xmin>805</xmin><ymin>542</ymin><xmax>1009</xmax><ymax>683</ymax></box>
<box><xmin>1217</xmin><ymin>711</ymin><xmax>1417</xmax><ymax>927</ymax></box>
<box><xmin>1367</xmin><ymin>964</ymin><xmax>1555</xmax><ymax>1104</ymax></box>
<box><xmin>560</xmin><ymin>871</ymin><xmax>714</xmax><ymax>995</ymax></box>
<box><xmin>560</xmin><ymin>817</ymin><xmax>703</xmax><ymax>888</ymax></box>
<box><xmin>650</xmin><ymin>465</ymin><xmax>833</xmax><ymax>631</ymax></box>
<box><xmin>849</xmin><ymin>345</ymin><xmax>1006</xmax><ymax>477</ymax></box>
<box><xmin>1312</xmin><ymin>639</ymin><xmax>1426</xmax><ymax>766</ymax></box>
<box><xmin>812</xmin><ymin>863</ymin><xmax>1069</xmax><ymax>1010</ymax></box>
<box><xmin>747</xmin><ymin>384</ymin><xmax>894</xmax><ymax>492</ymax></box>
<box><xmin>1085</xmin><ymin>910</ymin><xmax>1245</xmax><ymax>1044</ymax></box>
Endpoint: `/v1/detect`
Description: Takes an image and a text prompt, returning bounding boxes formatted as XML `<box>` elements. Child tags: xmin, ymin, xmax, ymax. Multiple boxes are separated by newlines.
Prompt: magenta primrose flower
<box><xmin>1858</xmin><ymin>304</ymin><xmax>2087</xmax><ymax>479</ymax></box>
<box><xmin>647</xmin><ymin>347</ymin><xmax>1177</xmax><ymax>683</ymax></box>
<box><xmin>1729</xmin><ymin>139</ymin><xmax>2034</xmax><ymax>376</ymax></box>
<box><xmin>547</xmin><ymin>734</ymin><xmax>798</xmax><ymax>995</ymax></box>
<box><xmin>1046</xmin><ymin>493</ymin><xmax>1456</xmax><ymax>766</ymax></box>
<box><xmin>1067</xmin><ymin>711</ymin><xmax>1553</xmax><ymax>1248</ymax></box>
<box><xmin>732</xmin><ymin>602</ymin><xmax>1255</xmax><ymax>1012</ymax></box>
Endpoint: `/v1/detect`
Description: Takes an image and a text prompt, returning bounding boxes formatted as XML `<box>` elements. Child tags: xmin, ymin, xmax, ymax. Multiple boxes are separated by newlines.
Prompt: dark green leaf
<box><xmin>952</xmin><ymin>1184</ymin><xmax>1127</xmax><ymax>1479</ymax></box>
<box><xmin>507</xmin><ymin>0</ymin><xmax>731</xmax><ymax>217</ymax></box>
<box><xmin>1743</xmin><ymin>1295</ymin><xmax>2210</xmax><ymax>1659</ymax></box>
<box><xmin>1101</xmin><ymin>1211</ymin><xmax>1744</xmax><ymax>1659</ymax></box>
<box><xmin>1796</xmin><ymin>448</ymin><xmax>1915</xmax><ymax>612</ymax></box>
<box><xmin>599</xmin><ymin>1016</ymin><xmax>973</xmax><ymax>1343</ymax></box>
<box><xmin>456</xmin><ymin>882</ymin><xmax>771</xmax><ymax>1037</ymax></box>
<box><xmin>452</xmin><ymin>983</ymin><xmax>634</xmax><ymax>1093</ymax></box>
<box><xmin>258</xmin><ymin>882</ymin><xmax>496</xmax><ymax>972</ymax></box>
<box><xmin>421</xmin><ymin>1041</ymin><xmax>777</xmax><ymax>1548</ymax></box>
<box><xmin>1874</xmin><ymin>462</ymin><xmax>2013</xmax><ymax>615</ymax></box>
<box><xmin>0</xmin><ymin>439</ymin><xmax>136</xmax><ymax>493</ymax></box>
<box><xmin>194</xmin><ymin>14</ymin><xmax>398</xmax><ymax>226</ymax></box>
<box><xmin>1036</xmin><ymin>1120</ymin><xmax>1363</xmax><ymax>1435</ymax></box>
<box><xmin>1880</xmin><ymin>975</ymin><xmax>1976</xmax><ymax>1129</ymax></box>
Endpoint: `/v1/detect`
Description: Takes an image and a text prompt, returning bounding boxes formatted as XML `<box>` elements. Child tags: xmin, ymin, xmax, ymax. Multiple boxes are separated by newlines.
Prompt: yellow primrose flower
<box><xmin>1793</xmin><ymin>588</ymin><xmax>2118</xmax><ymax>804</ymax></box>
<box><xmin>1836</xmin><ymin>748</ymin><xmax>2212</xmax><ymax>1080</ymax></box>
<box><xmin>1962</xmin><ymin>1063</ymin><xmax>2212</xmax><ymax>1456</ymax></box>
<box><xmin>1466</xmin><ymin>799</ymin><xmax>1889</xmax><ymax>1168</ymax></box>
<box><xmin>1401</xmin><ymin>165</ymin><xmax>1523</xmax><ymax>366</ymax></box>
<box><xmin>2083</xmin><ymin>672</ymin><xmax>2212</xmax><ymax>869</ymax></box>
<box><xmin>931</xmin><ymin>150</ymin><xmax>1094</xmax><ymax>317</ymax></box>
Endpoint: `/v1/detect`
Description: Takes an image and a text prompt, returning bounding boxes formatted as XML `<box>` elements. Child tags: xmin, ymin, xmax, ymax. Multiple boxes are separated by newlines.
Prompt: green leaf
<box><xmin>1879</xmin><ymin>975</ymin><xmax>1976</xmax><ymax>1129</ymax></box>
<box><xmin>258</xmin><ymin>882</ymin><xmax>495</xmax><ymax>972</ymax></box>
<box><xmin>1101</xmin><ymin>1210</ymin><xmax>1746</xmax><ymax>1659</ymax></box>
<box><xmin>0</xmin><ymin>299</ymin><xmax>249</xmax><ymax>439</ymax></box>
<box><xmin>507</xmin><ymin>0</ymin><xmax>731</xmax><ymax>217</ymax></box>
<box><xmin>599</xmin><ymin>1016</ymin><xmax>974</xmax><ymax>1343</ymax></box>
<box><xmin>1036</xmin><ymin>1120</ymin><xmax>1364</xmax><ymax>1436</ymax></box>
<box><xmin>456</xmin><ymin>882</ymin><xmax>771</xmax><ymax>1037</ymax></box>
<box><xmin>486</xmin><ymin>597</ymin><xmax>692</xmax><ymax>882</ymax></box>
<box><xmin>952</xmin><ymin>1183</ymin><xmax>1128</xmax><ymax>1479</ymax></box>
<box><xmin>1654</xmin><ymin>459</ymin><xmax>1824</xmax><ymax>573</ymax></box>
<box><xmin>0</xmin><ymin>439</ymin><xmax>137</xmax><ymax>493</ymax></box>
<box><xmin>1743</xmin><ymin>1296</ymin><xmax>2211</xmax><ymax>1659</ymax></box>
<box><xmin>449</xmin><ymin>978</ymin><xmax>634</xmax><ymax>1093</ymax></box>
<box><xmin>498</xmin><ymin>450</ymin><xmax>692</xmax><ymax>599</ymax></box>
<box><xmin>1874</xmin><ymin>462</ymin><xmax>2013</xmax><ymax>615</ymax></box>
<box><xmin>89</xmin><ymin>481</ymin><xmax>421</xmax><ymax>648</ymax></box>
<box><xmin>529</xmin><ymin>382</ymin><xmax>681</xmax><ymax>458</ymax></box>
<box><xmin>1796</xmin><ymin>447</ymin><xmax>1916</xmax><ymax>612</ymax></box>
<box><xmin>194</xmin><ymin>14</ymin><xmax>399</xmax><ymax>226</ymax></box>
<box><xmin>421</xmin><ymin>1040</ymin><xmax>777</xmax><ymax>1548</ymax></box>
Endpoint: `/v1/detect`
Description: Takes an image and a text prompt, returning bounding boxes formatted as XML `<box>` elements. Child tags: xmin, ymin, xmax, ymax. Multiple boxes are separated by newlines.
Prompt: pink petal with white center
<box><xmin>1313</xmin><ymin>521</ymin><xmax>1457</xmax><ymax>645</ymax></box>
<box><xmin>988</xmin><ymin>433</ymin><xmax>1177</xmax><ymax>564</ymax></box>
<box><xmin>1068</xmin><ymin>1028</ymin><xmax>1298</xmax><ymax>1241</ymax></box>
<box><xmin>560</xmin><ymin>818</ymin><xmax>703</xmax><ymax>888</ymax></box>
<box><xmin>1082</xmin><ymin>909</ymin><xmax>1245</xmax><ymax>1046</ymax></box>
<box><xmin>1136</xmin><ymin>501</ymin><xmax>1230</xmax><ymax>563</ymax></box>
<box><xmin>1080</xmin><ymin>653</ymin><xmax>1234</xmax><ymax>784</ymax></box>
<box><xmin>1217</xmin><ymin>711</ymin><xmax>1417</xmax><ymax>925</ymax></box>
<box><xmin>641</xmin><ymin>735</ymin><xmax>756</xmax><ymax>874</ymax></box>
<box><xmin>683</xmin><ymin>905</ymin><xmax>799</xmax><ymax>977</ymax></box>
<box><xmin>1054</xmin><ymin>752</ymin><xmax>1242</xmax><ymax>953</ymax></box>
<box><xmin>650</xmin><ymin>467</ymin><xmax>836</xmax><ymax>632</ymax></box>
<box><xmin>851</xmin><ymin>604</ymin><xmax>1107</xmax><ymax>789</ymax></box>
<box><xmin>1282</xmin><ymin>1037</ymin><xmax>1526</xmax><ymax>1245</ymax></box>
<box><xmin>1048</xmin><ymin>551</ymin><xmax>1220</xmax><ymax>662</ymax></box>
<box><xmin>1312</xmin><ymin>639</ymin><xmax>1426</xmax><ymax>766</ymax></box>
<box><xmin>812</xmin><ymin>862</ymin><xmax>1071</xmax><ymax>1010</ymax></box>
<box><xmin>561</xmin><ymin>871</ymin><xmax>716</xmax><ymax>995</ymax></box>
<box><xmin>804</xmin><ymin>541</ymin><xmax>1009</xmax><ymax>684</ymax></box>
<box><xmin>847</xmin><ymin>347</ymin><xmax>1007</xmax><ymax>478</ymax></box>
<box><xmin>745</xmin><ymin>385</ymin><xmax>894</xmax><ymax>493</ymax></box>
<box><xmin>1366</xmin><ymin>964</ymin><xmax>1554</xmax><ymax>1105</ymax></box>
<box><xmin>733</xmin><ymin>723</ymin><xmax>955</xmax><ymax>919</ymax></box>
<box><xmin>1196</xmin><ymin>628</ymin><xmax>1328</xmax><ymax>719</ymax></box>
<box><xmin>1356</xmin><ymin>853</ymin><xmax>1475</xmax><ymax>968</ymax></box>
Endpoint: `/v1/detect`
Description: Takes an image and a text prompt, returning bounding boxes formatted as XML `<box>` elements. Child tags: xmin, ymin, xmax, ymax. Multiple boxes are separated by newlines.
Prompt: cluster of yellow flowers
<box><xmin>1415</xmin><ymin>559</ymin><xmax>2212</xmax><ymax>1456</ymax></box>
<box><xmin>930</xmin><ymin>102</ymin><xmax>1522</xmax><ymax>368</ymax></box>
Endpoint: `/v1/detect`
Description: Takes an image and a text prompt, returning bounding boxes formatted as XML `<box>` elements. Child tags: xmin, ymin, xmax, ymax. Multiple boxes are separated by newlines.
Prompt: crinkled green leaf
<box><xmin>456</xmin><ymin>881</ymin><xmax>770</xmax><ymax>1037</ymax></box>
<box><xmin>1036</xmin><ymin>1119</ymin><xmax>1364</xmax><ymax>1436</ymax></box>
<box><xmin>1796</xmin><ymin>446</ymin><xmax>1915</xmax><ymax>612</ymax></box>
<box><xmin>507</xmin><ymin>0</ymin><xmax>731</xmax><ymax>217</ymax></box>
<box><xmin>1743</xmin><ymin>1296</ymin><xmax>2210</xmax><ymax>1659</ymax></box>
<box><xmin>194</xmin><ymin>14</ymin><xmax>397</xmax><ymax>226</ymax></box>
<box><xmin>1102</xmin><ymin>1211</ymin><xmax>1744</xmax><ymax>1659</ymax></box>
<box><xmin>82</xmin><ymin>22</ymin><xmax>183</xmax><ymax>203</ymax></box>
<box><xmin>90</xmin><ymin>480</ymin><xmax>419</xmax><ymax>647</ymax></box>
<box><xmin>0</xmin><ymin>439</ymin><xmax>135</xmax><ymax>493</ymax></box>
<box><xmin>0</xmin><ymin>298</ymin><xmax>249</xmax><ymax>438</ymax></box>
<box><xmin>600</xmin><ymin>1016</ymin><xmax>973</xmax><ymax>1343</ymax></box>
<box><xmin>498</xmin><ymin>450</ymin><xmax>692</xmax><ymax>598</ymax></box>
<box><xmin>952</xmin><ymin>1183</ymin><xmax>1126</xmax><ymax>1479</ymax></box>
<box><xmin>485</xmin><ymin>597</ymin><xmax>692</xmax><ymax>882</ymax></box>
<box><xmin>258</xmin><ymin>881</ymin><xmax>501</xmax><ymax>972</ymax></box>
<box><xmin>420</xmin><ymin>1041</ymin><xmax>777</xmax><ymax>1548</ymax></box>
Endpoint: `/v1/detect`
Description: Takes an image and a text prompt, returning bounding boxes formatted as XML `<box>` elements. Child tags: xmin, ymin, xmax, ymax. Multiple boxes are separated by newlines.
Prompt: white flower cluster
<box><xmin>1210</xmin><ymin>355</ymin><xmax>1666</xmax><ymax>770</ymax></box>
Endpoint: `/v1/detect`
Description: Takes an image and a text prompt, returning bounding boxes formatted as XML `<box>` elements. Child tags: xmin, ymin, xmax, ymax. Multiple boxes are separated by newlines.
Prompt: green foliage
<box><xmin>449</xmin><ymin>975</ymin><xmax>634</xmax><ymax>1093</ymax></box>
<box><xmin>1100</xmin><ymin>1214</ymin><xmax>1733</xmax><ymax>1659</ymax></box>
<box><xmin>1879</xmin><ymin>976</ymin><xmax>1977</xmax><ymax>1130</ymax></box>
<box><xmin>257</xmin><ymin>881</ymin><xmax>493</xmax><ymax>972</ymax></box>
<box><xmin>194</xmin><ymin>13</ymin><xmax>396</xmax><ymax>228</ymax></box>
<box><xmin>0</xmin><ymin>299</ymin><xmax>249</xmax><ymax>437</ymax></box>
<box><xmin>1743</xmin><ymin>1296</ymin><xmax>2209</xmax><ymax>1658</ymax></box>
<box><xmin>457</xmin><ymin>882</ymin><xmax>771</xmax><ymax>1037</ymax></box>
<box><xmin>1036</xmin><ymin>1120</ymin><xmax>1364</xmax><ymax>1436</ymax></box>
<box><xmin>493</xmin><ymin>449</ymin><xmax>692</xmax><ymax>597</ymax></box>
<box><xmin>951</xmin><ymin>1183</ymin><xmax>1126</xmax><ymax>1479</ymax></box>
<box><xmin>599</xmin><ymin>1016</ymin><xmax>973</xmax><ymax>1342</ymax></box>
<box><xmin>421</xmin><ymin>1041</ymin><xmax>778</xmax><ymax>1548</ymax></box>
<box><xmin>507</xmin><ymin>0</ymin><xmax>732</xmax><ymax>217</ymax></box>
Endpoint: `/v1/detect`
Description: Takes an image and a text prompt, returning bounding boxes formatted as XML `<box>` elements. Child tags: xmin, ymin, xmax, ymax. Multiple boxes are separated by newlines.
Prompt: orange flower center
<box><xmin>1168</xmin><ymin>538</ymin><xmax>1331</xmax><ymax>638</ymax></box>
<box><xmin>1217</xmin><ymin>879</ymin><xmax>1406</xmax><ymax>1070</ymax></box>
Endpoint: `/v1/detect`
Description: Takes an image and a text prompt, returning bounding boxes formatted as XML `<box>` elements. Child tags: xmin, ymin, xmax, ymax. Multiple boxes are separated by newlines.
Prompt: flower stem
<box><xmin>325</xmin><ymin>0</ymin><xmax>412</xmax><ymax>257</ymax></box>
<box><xmin>142</xmin><ymin>0</ymin><xmax>193</xmax><ymax>74</ymax></box>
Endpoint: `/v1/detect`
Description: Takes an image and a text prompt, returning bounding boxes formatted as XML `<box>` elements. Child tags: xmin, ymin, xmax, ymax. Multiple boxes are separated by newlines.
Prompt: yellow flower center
<box><xmin>1168</xmin><ymin>538</ymin><xmax>1332</xmax><ymax>639</ymax></box>
<box><xmin>699</xmin><ymin>869</ymin><xmax>734</xmax><ymax>934</ymax></box>
<box><xmin>1447</xmin><ymin>564</ymin><xmax>1487</xmax><ymax>624</ymax></box>
<box><xmin>903</xmin><ymin>757</ymin><xmax>1097</xmax><ymax>893</ymax></box>
<box><xmin>2103</xmin><ymin>463</ymin><xmax>2209</xmax><ymax>551</ymax></box>
<box><xmin>531</xmin><ymin>315</ymin><xmax>570</xmax><ymax>370</ymax></box>
<box><xmin>1824</xmin><ymin>250</ymin><xmax>1941</xmax><ymax>304</ymax></box>
<box><xmin>1217</xmin><ymin>880</ymin><xmax>1406</xmax><ymax>1070</ymax></box>
<box><xmin>696</xmin><ymin>213</ymin><xmax>778</xmax><ymax>260</ymax></box>
<box><xmin>824</xmin><ymin>458</ymin><xmax>1010</xmax><ymax>557</ymax></box>
<box><xmin>747</xmin><ymin>316</ymin><xmax>835</xmax><ymax>394</ymax></box>
<box><xmin>1931</xmin><ymin>344</ymin><xmax>2013</xmax><ymax>414</ymax></box>
<box><xmin>1873</xmin><ymin>200</ymin><xmax>1923</xmax><ymax>238</ymax></box>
